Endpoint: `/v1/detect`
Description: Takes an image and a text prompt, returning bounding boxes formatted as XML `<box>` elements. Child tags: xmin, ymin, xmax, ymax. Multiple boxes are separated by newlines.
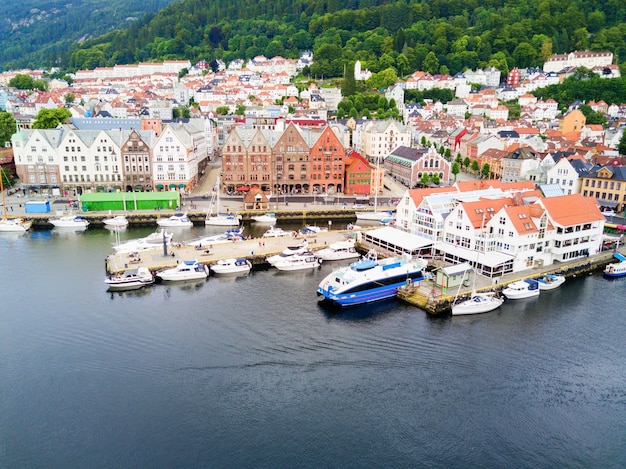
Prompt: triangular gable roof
<box><xmin>407</xmin><ymin>186</ymin><xmax>458</xmax><ymax>208</ymax></box>
<box><xmin>537</xmin><ymin>194</ymin><xmax>604</xmax><ymax>226</ymax></box>
<box><xmin>504</xmin><ymin>204</ymin><xmax>540</xmax><ymax>235</ymax></box>
<box><xmin>460</xmin><ymin>198</ymin><xmax>515</xmax><ymax>227</ymax></box>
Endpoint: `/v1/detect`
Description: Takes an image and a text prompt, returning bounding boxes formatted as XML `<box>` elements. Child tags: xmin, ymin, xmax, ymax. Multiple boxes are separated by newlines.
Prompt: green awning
<box><xmin>134</xmin><ymin>185</ymin><xmax>143</xmax><ymax>191</ymax></box>
<box><xmin>155</xmin><ymin>184</ymin><xmax>164</xmax><ymax>189</ymax></box>
<box><xmin>178</xmin><ymin>183</ymin><xmax>186</xmax><ymax>188</ymax></box>
<box><xmin>96</xmin><ymin>186</ymin><xmax>104</xmax><ymax>191</ymax></box>
<box><xmin>113</xmin><ymin>185</ymin><xmax>121</xmax><ymax>190</ymax></box>
<box><xmin>169</xmin><ymin>183</ymin><xmax>177</xmax><ymax>188</ymax></box>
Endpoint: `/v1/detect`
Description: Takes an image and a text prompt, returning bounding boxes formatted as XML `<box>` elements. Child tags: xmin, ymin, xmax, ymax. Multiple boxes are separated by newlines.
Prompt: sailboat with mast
<box><xmin>205</xmin><ymin>175</ymin><xmax>241</xmax><ymax>227</ymax></box>
<box><xmin>355</xmin><ymin>160</ymin><xmax>393</xmax><ymax>222</ymax></box>
<box><xmin>0</xmin><ymin>171</ymin><xmax>31</xmax><ymax>232</ymax></box>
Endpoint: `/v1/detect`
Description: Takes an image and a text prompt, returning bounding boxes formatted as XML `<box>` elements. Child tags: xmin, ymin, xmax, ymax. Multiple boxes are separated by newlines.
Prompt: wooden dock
<box><xmin>105</xmin><ymin>229</ymin><xmax>357</xmax><ymax>275</ymax></box>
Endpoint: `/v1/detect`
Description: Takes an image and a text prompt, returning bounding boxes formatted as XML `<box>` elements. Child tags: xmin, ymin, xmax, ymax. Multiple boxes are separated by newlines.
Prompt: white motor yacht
<box><xmin>156</xmin><ymin>260</ymin><xmax>209</xmax><ymax>282</ymax></box>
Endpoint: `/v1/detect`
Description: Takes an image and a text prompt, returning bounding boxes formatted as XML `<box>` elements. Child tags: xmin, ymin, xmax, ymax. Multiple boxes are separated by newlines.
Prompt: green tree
<box><xmin>470</xmin><ymin>159</ymin><xmax>480</xmax><ymax>175</ymax></box>
<box><xmin>173</xmin><ymin>106</ymin><xmax>190</xmax><ymax>119</ymax></box>
<box><xmin>451</xmin><ymin>162</ymin><xmax>460</xmax><ymax>181</ymax></box>
<box><xmin>342</xmin><ymin>61</ymin><xmax>357</xmax><ymax>97</ymax></box>
<box><xmin>431</xmin><ymin>173</ymin><xmax>440</xmax><ymax>185</ymax></box>
<box><xmin>481</xmin><ymin>163</ymin><xmax>491</xmax><ymax>179</ymax></box>
<box><xmin>64</xmin><ymin>93</ymin><xmax>75</xmax><ymax>105</ymax></box>
<box><xmin>0</xmin><ymin>168</ymin><xmax>15</xmax><ymax>188</ymax></box>
<box><xmin>235</xmin><ymin>103</ymin><xmax>246</xmax><ymax>116</ymax></box>
<box><xmin>444</xmin><ymin>148</ymin><xmax>451</xmax><ymax>160</ymax></box>
<box><xmin>216</xmin><ymin>106</ymin><xmax>229</xmax><ymax>115</ymax></box>
<box><xmin>422</xmin><ymin>51</ymin><xmax>439</xmax><ymax>74</ymax></box>
<box><xmin>579</xmin><ymin>104</ymin><xmax>607</xmax><ymax>126</ymax></box>
<box><xmin>32</xmin><ymin>108</ymin><xmax>71</xmax><ymax>129</ymax></box>
<box><xmin>420</xmin><ymin>172</ymin><xmax>431</xmax><ymax>187</ymax></box>
<box><xmin>32</xmin><ymin>80</ymin><xmax>48</xmax><ymax>91</ymax></box>
<box><xmin>0</xmin><ymin>112</ymin><xmax>17</xmax><ymax>145</ymax></box>
<box><xmin>618</xmin><ymin>130</ymin><xmax>626</xmax><ymax>156</ymax></box>
<box><xmin>8</xmin><ymin>74</ymin><xmax>34</xmax><ymax>89</ymax></box>
<box><xmin>463</xmin><ymin>157</ymin><xmax>471</xmax><ymax>172</ymax></box>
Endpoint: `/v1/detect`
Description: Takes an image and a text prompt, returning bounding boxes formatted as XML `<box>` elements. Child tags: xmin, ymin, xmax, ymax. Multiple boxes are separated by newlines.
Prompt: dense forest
<box><xmin>0</xmin><ymin>0</ymin><xmax>178</xmax><ymax>70</ymax></box>
<box><xmin>64</xmin><ymin>0</ymin><xmax>626</xmax><ymax>79</ymax></box>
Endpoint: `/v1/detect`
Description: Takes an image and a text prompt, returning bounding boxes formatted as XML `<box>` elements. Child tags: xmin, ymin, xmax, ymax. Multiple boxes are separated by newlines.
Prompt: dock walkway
<box><xmin>398</xmin><ymin>247</ymin><xmax>626</xmax><ymax>315</ymax></box>
<box><xmin>105</xmin><ymin>229</ymin><xmax>355</xmax><ymax>275</ymax></box>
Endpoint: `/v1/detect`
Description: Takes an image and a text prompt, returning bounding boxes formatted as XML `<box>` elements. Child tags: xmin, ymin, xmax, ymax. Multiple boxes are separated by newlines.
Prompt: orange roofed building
<box><xmin>395</xmin><ymin>185</ymin><xmax>605</xmax><ymax>277</ymax></box>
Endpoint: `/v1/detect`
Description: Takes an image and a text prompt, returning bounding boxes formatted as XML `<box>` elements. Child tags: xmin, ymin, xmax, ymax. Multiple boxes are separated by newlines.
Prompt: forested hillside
<box><xmin>66</xmin><ymin>0</ymin><xmax>626</xmax><ymax>78</ymax></box>
<box><xmin>0</xmin><ymin>0</ymin><xmax>178</xmax><ymax>70</ymax></box>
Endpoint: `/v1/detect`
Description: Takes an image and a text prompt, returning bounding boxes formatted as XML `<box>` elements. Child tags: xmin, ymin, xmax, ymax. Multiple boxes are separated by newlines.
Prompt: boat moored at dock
<box><xmin>603</xmin><ymin>252</ymin><xmax>626</xmax><ymax>278</ymax></box>
<box><xmin>102</xmin><ymin>215</ymin><xmax>129</xmax><ymax>228</ymax></box>
<box><xmin>502</xmin><ymin>279</ymin><xmax>540</xmax><ymax>300</ymax></box>
<box><xmin>314</xmin><ymin>238</ymin><xmax>360</xmax><ymax>261</ymax></box>
<box><xmin>273</xmin><ymin>251</ymin><xmax>322</xmax><ymax>271</ymax></box>
<box><xmin>210</xmin><ymin>258</ymin><xmax>252</xmax><ymax>275</ymax></box>
<box><xmin>451</xmin><ymin>292</ymin><xmax>504</xmax><ymax>316</ymax></box>
<box><xmin>156</xmin><ymin>260</ymin><xmax>209</xmax><ymax>282</ymax></box>
<box><xmin>252</xmin><ymin>212</ymin><xmax>277</xmax><ymax>224</ymax></box>
<box><xmin>50</xmin><ymin>215</ymin><xmax>89</xmax><ymax>230</ymax></box>
<box><xmin>317</xmin><ymin>250</ymin><xmax>427</xmax><ymax>307</ymax></box>
<box><xmin>156</xmin><ymin>212</ymin><xmax>193</xmax><ymax>228</ymax></box>
<box><xmin>536</xmin><ymin>274</ymin><xmax>566</xmax><ymax>290</ymax></box>
<box><xmin>105</xmin><ymin>267</ymin><xmax>154</xmax><ymax>291</ymax></box>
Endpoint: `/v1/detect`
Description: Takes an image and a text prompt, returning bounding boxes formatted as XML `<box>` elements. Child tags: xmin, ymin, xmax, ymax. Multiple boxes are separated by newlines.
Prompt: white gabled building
<box><xmin>395</xmin><ymin>182</ymin><xmax>603</xmax><ymax>277</ymax></box>
<box><xmin>151</xmin><ymin>122</ymin><xmax>208</xmax><ymax>193</ymax></box>
<box><xmin>352</xmin><ymin>119</ymin><xmax>412</xmax><ymax>164</ymax></box>
<box><xmin>12</xmin><ymin>128</ymin><xmax>64</xmax><ymax>192</ymax></box>
<box><xmin>545</xmin><ymin>156</ymin><xmax>593</xmax><ymax>195</ymax></box>
<box><xmin>534</xmin><ymin>194</ymin><xmax>605</xmax><ymax>262</ymax></box>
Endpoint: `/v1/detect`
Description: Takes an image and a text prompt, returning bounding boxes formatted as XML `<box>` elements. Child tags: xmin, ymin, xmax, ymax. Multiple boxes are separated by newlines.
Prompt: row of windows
<box><xmin>584</xmin><ymin>179</ymin><xmax>622</xmax><ymax>190</ymax></box>
<box><xmin>582</xmin><ymin>191</ymin><xmax>626</xmax><ymax>201</ymax></box>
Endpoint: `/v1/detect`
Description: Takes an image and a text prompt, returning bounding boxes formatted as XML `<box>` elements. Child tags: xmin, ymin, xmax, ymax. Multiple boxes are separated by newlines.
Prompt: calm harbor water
<box><xmin>1</xmin><ymin>226</ymin><xmax>625</xmax><ymax>468</ymax></box>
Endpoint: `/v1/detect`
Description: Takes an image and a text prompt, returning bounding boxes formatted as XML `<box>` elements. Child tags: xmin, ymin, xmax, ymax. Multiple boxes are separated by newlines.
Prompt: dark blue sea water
<box><xmin>1</xmin><ymin>226</ymin><xmax>625</xmax><ymax>468</ymax></box>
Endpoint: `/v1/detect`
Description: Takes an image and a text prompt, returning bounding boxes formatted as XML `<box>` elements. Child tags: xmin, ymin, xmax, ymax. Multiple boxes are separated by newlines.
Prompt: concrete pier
<box><xmin>105</xmin><ymin>229</ymin><xmax>356</xmax><ymax>275</ymax></box>
<box><xmin>398</xmin><ymin>248</ymin><xmax>626</xmax><ymax>316</ymax></box>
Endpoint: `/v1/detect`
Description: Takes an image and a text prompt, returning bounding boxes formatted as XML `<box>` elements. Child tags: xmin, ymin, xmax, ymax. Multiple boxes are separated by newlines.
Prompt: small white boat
<box><xmin>113</xmin><ymin>229</ymin><xmax>173</xmax><ymax>253</ymax></box>
<box><xmin>502</xmin><ymin>279</ymin><xmax>540</xmax><ymax>300</ymax></box>
<box><xmin>210</xmin><ymin>258</ymin><xmax>252</xmax><ymax>275</ymax></box>
<box><xmin>103</xmin><ymin>215</ymin><xmax>129</xmax><ymax>227</ymax></box>
<box><xmin>273</xmin><ymin>252</ymin><xmax>322</xmax><ymax>271</ymax></box>
<box><xmin>452</xmin><ymin>292</ymin><xmax>504</xmax><ymax>316</ymax></box>
<box><xmin>205</xmin><ymin>212</ymin><xmax>242</xmax><ymax>226</ymax></box>
<box><xmin>603</xmin><ymin>252</ymin><xmax>626</xmax><ymax>278</ymax></box>
<box><xmin>266</xmin><ymin>240</ymin><xmax>309</xmax><ymax>265</ymax></box>
<box><xmin>355</xmin><ymin>210</ymin><xmax>394</xmax><ymax>222</ymax></box>
<box><xmin>314</xmin><ymin>238</ymin><xmax>360</xmax><ymax>261</ymax></box>
<box><xmin>157</xmin><ymin>212</ymin><xmax>193</xmax><ymax>228</ymax></box>
<box><xmin>252</xmin><ymin>212</ymin><xmax>277</xmax><ymax>224</ymax></box>
<box><xmin>0</xmin><ymin>218</ymin><xmax>31</xmax><ymax>232</ymax></box>
<box><xmin>262</xmin><ymin>226</ymin><xmax>295</xmax><ymax>238</ymax></box>
<box><xmin>187</xmin><ymin>228</ymin><xmax>245</xmax><ymax>248</ymax></box>
<box><xmin>156</xmin><ymin>260</ymin><xmax>209</xmax><ymax>282</ymax></box>
<box><xmin>105</xmin><ymin>267</ymin><xmax>154</xmax><ymax>291</ymax></box>
<box><xmin>50</xmin><ymin>215</ymin><xmax>89</xmax><ymax>230</ymax></box>
<box><xmin>536</xmin><ymin>274</ymin><xmax>565</xmax><ymax>290</ymax></box>
<box><xmin>300</xmin><ymin>224</ymin><xmax>328</xmax><ymax>235</ymax></box>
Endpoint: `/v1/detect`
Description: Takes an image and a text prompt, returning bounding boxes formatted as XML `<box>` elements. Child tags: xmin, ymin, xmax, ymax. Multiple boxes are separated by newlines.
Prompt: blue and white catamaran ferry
<box><xmin>317</xmin><ymin>250</ymin><xmax>428</xmax><ymax>307</ymax></box>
